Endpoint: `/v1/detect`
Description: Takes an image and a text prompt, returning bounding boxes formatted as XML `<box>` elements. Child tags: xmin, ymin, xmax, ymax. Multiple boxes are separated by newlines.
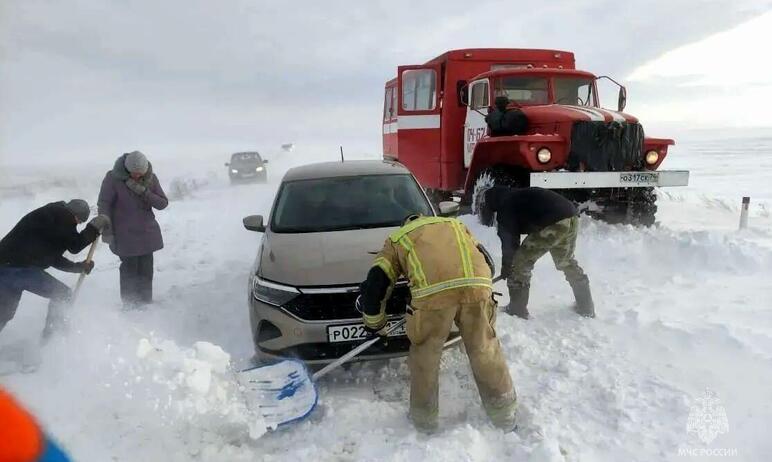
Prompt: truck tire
<box><xmin>469</xmin><ymin>167</ymin><xmax>520</xmax><ymax>217</ymax></box>
<box><xmin>628</xmin><ymin>187</ymin><xmax>657</xmax><ymax>227</ymax></box>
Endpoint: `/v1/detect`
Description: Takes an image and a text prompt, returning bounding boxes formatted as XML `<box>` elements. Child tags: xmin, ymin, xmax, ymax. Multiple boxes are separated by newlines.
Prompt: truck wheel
<box><xmin>628</xmin><ymin>187</ymin><xmax>657</xmax><ymax>227</ymax></box>
<box><xmin>470</xmin><ymin>167</ymin><xmax>520</xmax><ymax>216</ymax></box>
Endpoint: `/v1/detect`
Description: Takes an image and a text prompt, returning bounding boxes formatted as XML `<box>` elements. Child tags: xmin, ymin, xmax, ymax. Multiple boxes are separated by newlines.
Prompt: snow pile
<box><xmin>134</xmin><ymin>338</ymin><xmax>268</xmax><ymax>443</ymax></box>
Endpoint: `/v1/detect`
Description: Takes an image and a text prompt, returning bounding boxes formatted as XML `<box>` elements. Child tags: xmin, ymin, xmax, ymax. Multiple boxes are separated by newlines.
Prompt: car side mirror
<box><xmin>224</xmin><ymin>162</ymin><xmax>230</xmax><ymax>167</ymax></box>
<box><xmin>438</xmin><ymin>201</ymin><xmax>460</xmax><ymax>217</ymax></box>
<box><xmin>262</xmin><ymin>159</ymin><xmax>269</xmax><ymax>164</ymax></box>
<box><xmin>243</xmin><ymin>215</ymin><xmax>266</xmax><ymax>233</ymax></box>
<box><xmin>618</xmin><ymin>86</ymin><xmax>627</xmax><ymax>112</ymax></box>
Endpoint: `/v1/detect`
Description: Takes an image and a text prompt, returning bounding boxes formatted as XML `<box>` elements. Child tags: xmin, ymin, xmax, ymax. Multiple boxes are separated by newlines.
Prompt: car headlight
<box><xmin>537</xmin><ymin>148</ymin><xmax>552</xmax><ymax>164</ymax></box>
<box><xmin>231</xmin><ymin>169</ymin><xmax>238</xmax><ymax>174</ymax></box>
<box><xmin>256</xmin><ymin>166</ymin><xmax>264</xmax><ymax>172</ymax></box>
<box><xmin>645</xmin><ymin>150</ymin><xmax>660</xmax><ymax>165</ymax></box>
<box><xmin>252</xmin><ymin>277</ymin><xmax>299</xmax><ymax>306</ymax></box>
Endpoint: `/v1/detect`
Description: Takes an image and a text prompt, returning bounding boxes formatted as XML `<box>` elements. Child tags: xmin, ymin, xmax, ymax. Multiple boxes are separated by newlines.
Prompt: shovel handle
<box><xmin>312</xmin><ymin>316</ymin><xmax>408</xmax><ymax>381</ymax></box>
<box><xmin>71</xmin><ymin>240</ymin><xmax>98</xmax><ymax>302</ymax></box>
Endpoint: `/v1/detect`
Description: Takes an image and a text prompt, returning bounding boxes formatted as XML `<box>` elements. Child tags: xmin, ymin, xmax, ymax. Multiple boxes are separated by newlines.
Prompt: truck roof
<box><xmin>472</xmin><ymin>67</ymin><xmax>597</xmax><ymax>81</ymax></box>
<box><xmin>425</xmin><ymin>48</ymin><xmax>575</xmax><ymax>66</ymax></box>
<box><xmin>283</xmin><ymin>160</ymin><xmax>410</xmax><ymax>182</ymax></box>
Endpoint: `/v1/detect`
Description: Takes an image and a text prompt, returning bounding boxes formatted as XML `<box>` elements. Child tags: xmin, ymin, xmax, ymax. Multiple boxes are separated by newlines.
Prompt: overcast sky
<box><xmin>1</xmin><ymin>0</ymin><xmax>771</xmax><ymax>166</ymax></box>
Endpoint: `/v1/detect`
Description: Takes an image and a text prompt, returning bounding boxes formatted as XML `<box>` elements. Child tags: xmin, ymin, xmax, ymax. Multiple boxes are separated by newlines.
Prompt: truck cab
<box><xmin>383</xmin><ymin>49</ymin><xmax>689</xmax><ymax>225</ymax></box>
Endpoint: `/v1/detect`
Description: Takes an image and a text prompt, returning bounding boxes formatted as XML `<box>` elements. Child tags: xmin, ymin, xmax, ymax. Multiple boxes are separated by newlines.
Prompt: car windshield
<box><xmin>272</xmin><ymin>174</ymin><xmax>433</xmax><ymax>233</ymax></box>
<box><xmin>233</xmin><ymin>152</ymin><xmax>261</xmax><ymax>162</ymax></box>
<box><xmin>494</xmin><ymin>76</ymin><xmax>549</xmax><ymax>105</ymax></box>
<box><xmin>553</xmin><ymin>77</ymin><xmax>596</xmax><ymax>106</ymax></box>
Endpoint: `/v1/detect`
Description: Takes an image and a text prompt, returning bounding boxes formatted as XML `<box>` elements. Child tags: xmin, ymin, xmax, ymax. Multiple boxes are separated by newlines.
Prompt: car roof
<box><xmin>283</xmin><ymin>160</ymin><xmax>411</xmax><ymax>182</ymax></box>
<box><xmin>232</xmin><ymin>151</ymin><xmax>261</xmax><ymax>157</ymax></box>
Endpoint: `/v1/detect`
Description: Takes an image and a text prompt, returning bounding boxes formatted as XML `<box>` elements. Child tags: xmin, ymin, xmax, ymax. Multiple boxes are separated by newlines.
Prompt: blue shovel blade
<box><xmin>238</xmin><ymin>359</ymin><xmax>318</xmax><ymax>429</ymax></box>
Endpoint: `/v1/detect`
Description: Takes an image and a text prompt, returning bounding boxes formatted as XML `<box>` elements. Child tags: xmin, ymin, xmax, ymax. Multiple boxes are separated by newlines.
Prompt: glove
<box><xmin>125</xmin><ymin>178</ymin><xmax>148</xmax><ymax>196</ymax></box>
<box><xmin>88</xmin><ymin>214</ymin><xmax>111</xmax><ymax>233</ymax></box>
<box><xmin>499</xmin><ymin>267</ymin><xmax>512</xmax><ymax>280</ymax></box>
<box><xmin>364</xmin><ymin>322</ymin><xmax>388</xmax><ymax>337</ymax></box>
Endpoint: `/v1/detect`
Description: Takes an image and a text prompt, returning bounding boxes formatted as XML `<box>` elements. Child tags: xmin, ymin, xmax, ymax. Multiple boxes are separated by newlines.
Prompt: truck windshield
<box><xmin>553</xmin><ymin>77</ymin><xmax>596</xmax><ymax>106</ymax></box>
<box><xmin>494</xmin><ymin>77</ymin><xmax>549</xmax><ymax>105</ymax></box>
<box><xmin>271</xmin><ymin>174</ymin><xmax>433</xmax><ymax>233</ymax></box>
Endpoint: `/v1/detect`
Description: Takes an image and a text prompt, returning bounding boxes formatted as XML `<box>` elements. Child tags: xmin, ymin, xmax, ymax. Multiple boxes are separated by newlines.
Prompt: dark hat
<box><xmin>65</xmin><ymin>199</ymin><xmax>90</xmax><ymax>222</ymax></box>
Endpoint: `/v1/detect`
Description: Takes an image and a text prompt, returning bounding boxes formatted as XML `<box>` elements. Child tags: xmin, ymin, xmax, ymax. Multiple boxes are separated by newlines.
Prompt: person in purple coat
<box><xmin>97</xmin><ymin>151</ymin><xmax>168</xmax><ymax>309</ymax></box>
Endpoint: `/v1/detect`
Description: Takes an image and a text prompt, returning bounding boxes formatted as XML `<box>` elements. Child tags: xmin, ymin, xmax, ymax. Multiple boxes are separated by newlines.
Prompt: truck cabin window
<box><xmin>494</xmin><ymin>76</ymin><xmax>549</xmax><ymax>105</ymax></box>
<box><xmin>402</xmin><ymin>69</ymin><xmax>437</xmax><ymax>111</ymax></box>
<box><xmin>470</xmin><ymin>81</ymin><xmax>489</xmax><ymax>109</ymax></box>
<box><xmin>553</xmin><ymin>77</ymin><xmax>595</xmax><ymax>106</ymax></box>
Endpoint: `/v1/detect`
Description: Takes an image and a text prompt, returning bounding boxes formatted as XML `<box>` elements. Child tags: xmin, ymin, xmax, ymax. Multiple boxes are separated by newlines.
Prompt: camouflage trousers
<box><xmin>507</xmin><ymin>216</ymin><xmax>588</xmax><ymax>293</ymax></box>
<box><xmin>406</xmin><ymin>288</ymin><xmax>517</xmax><ymax>432</ymax></box>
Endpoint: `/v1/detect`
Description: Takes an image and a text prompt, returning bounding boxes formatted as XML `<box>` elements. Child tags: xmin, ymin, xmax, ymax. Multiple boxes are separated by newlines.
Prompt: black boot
<box><xmin>505</xmin><ymin>285</ymin><xmax>530</xmax><ymax>319</ymax></box>
<box><xmin>569</xmin><ymin>279</ymin><xmax>595</xmax><ymax>318</ymax></box>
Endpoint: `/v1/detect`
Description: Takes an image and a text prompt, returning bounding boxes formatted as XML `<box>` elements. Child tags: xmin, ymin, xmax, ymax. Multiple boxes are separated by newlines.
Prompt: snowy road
<box><xmin>1</xmin><ymin>136</ymin><xmax>771</xmax><ymax>461</ymax></box>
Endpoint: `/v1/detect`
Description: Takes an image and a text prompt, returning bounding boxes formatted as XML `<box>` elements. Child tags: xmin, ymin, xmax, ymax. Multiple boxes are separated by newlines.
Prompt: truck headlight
<box><xmin>231</xmin><ymin>169</ymin><xmax>238</xmax><ymax>174</ymax></box>
<box><xmin>252</xmin><ymin>277</ymin><xmax>299</xmax><ymax>306</ymax></box>
<box><xmin>537</xmin><ymin>148</ymin><xmax>552</xmax><ymax>164</ymax></box>
<box><xmin>256</xmin><ymin>166</ymin><xmax>264</xmax><ymax>172</ymax></box>
<box><xmin>645</xmin><ymin>150</ymin><xmax>659</xmax><ymax>165</ymax></box>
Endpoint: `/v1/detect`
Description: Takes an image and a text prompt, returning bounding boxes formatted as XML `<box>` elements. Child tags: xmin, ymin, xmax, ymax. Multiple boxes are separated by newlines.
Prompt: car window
<box><xmin>233</xmin><ymin>152</ymin><xmax>262</xmax><ymax>162</ymax></box>
<box><xmin>272</xmin><ymin>174</ymin><xmax>433</xmax><ymax>233</ymax></box>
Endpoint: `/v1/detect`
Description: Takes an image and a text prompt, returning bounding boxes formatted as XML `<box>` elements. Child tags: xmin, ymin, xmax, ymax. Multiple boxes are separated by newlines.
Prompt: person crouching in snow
<box><xmin>477</xmin><ymin>186</ymin><xmax>595</xmax><ymax>319</ymax></box>
<box><xmin>0</xmin><ymin>200</ymin><xmax>109</xmax><ymax>338</ymax></box>
<box><xmin>97</xmin><ymin>151</ymin><xmax>168</xmax><ymax>309</ymax></box>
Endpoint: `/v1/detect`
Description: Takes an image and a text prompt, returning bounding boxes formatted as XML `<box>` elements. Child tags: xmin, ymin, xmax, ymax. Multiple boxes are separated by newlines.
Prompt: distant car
<box><xmin>242</xmin><ymin>160</ymin><xmax>462</xmax><ymax>365</ymax></box>
<box><xmin>226</xmin><ymin>151</ymin><xmax>268</xmax><ymax>183</ymax></box>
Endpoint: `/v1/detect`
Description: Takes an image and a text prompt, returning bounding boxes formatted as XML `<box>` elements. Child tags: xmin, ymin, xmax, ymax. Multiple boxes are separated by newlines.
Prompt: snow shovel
<box><xmin>42</xmin><ymin>240</ymin><xmax>98</xmax><ymax>341</ymax></box>
<box><xmin>238</xmin><ymin>317</ymin><xmax>408</xmax><ymax>430</ymax></box>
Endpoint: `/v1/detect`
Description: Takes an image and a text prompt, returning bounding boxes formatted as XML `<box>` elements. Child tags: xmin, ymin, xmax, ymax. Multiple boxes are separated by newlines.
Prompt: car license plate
<box><xmin>327</xmin><ymin>319</ymin><xmax>406</xmax><ymax>343</ymax></box>
<box><xmin>619</xmin><ymin>172</ymin><xmax>659</xmax><ymax>185</ymax></box>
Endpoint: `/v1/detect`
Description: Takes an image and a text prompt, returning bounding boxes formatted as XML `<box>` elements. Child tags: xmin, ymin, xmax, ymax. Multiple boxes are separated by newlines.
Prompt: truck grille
<box><xmin>567</xmin><ymin>121</ymin><xmax>644</xmax><ymax>172</ymax></box>
<box><xmin>282</xmin><ymin>285</ymin><xmax>411</xmax><ymax>321</ymax></box>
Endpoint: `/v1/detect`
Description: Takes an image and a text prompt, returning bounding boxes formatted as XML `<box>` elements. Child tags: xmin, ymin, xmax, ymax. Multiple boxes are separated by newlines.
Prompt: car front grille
<box><xmin>567</xmin><ymin>121</ymin><xmax>644</xmax><ymax>172</ymax></box>
<box><xmin>282</xmin><ymin>285</ymin><xmax>410</xmax><ymax>321</ymax></box>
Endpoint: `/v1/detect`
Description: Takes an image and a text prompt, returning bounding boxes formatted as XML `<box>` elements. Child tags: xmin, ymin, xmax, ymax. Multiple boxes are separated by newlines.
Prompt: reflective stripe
<box><xmin>373</xmin><ymin>257</ymin><xmax>397</xmax><ymax>282</ymax></box>
<box><xmin>411</xmin><ymin>277</ymin><xmax>492</xmax><ymax>299</ymax></box>
<box><xmin>389</xmin><ymin>216</ymin><xmax>454</xmax><ymax>242</ymax></box>
<box><xmin>399</xmin><ymin>236</ymin><xmax>428</xmax><ymax>288</ymax></box>
<box><xmin>451</xmin><ymin>221</ymin><xmax>474</xmax><ymax>278</ymax></box>
<box><xmin>363</xmin><ymin>311</ymin><xmax>386</xmax><ymax>329</ymax></box>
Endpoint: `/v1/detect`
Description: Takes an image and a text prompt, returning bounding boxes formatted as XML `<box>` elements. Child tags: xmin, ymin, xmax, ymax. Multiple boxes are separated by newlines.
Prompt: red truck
<box><xmin>382</xmin><ymin>48</ymin><xmax>689</xmax><ymax>225</ymax></box>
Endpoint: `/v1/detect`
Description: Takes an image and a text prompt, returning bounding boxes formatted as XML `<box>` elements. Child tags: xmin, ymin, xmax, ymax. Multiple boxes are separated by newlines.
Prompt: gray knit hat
<box><xmin>124</xmin><ymin>151</ymin><xmax>149</xmax><ymax>175</ymax></box>
<box><xmin>65</xmin><ymin>199</ymin><xmax>90</xmax><ymax>222</ymax></box>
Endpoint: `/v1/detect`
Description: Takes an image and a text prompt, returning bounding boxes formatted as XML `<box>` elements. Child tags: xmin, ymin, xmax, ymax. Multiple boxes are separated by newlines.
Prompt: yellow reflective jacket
<box><xmin>365</xmin><ymin>216</ymin><xmax>492</xmax><ymax>328</ymax></box>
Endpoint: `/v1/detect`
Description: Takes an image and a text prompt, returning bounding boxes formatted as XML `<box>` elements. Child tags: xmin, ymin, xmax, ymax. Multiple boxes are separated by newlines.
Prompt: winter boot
<box><xmin>504</xmin><ymin>284</ymin><xmax>530</xmax><ymax>319</ymax></box>
<box><xmin>569</xmin><ymin>279</ymin><xmax>595</xmax><ymax>318</ymax></box>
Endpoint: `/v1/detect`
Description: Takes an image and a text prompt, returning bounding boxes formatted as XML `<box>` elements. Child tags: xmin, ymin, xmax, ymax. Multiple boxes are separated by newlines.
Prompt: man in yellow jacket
<box><xmin>358</xmin><ymin>215</ymin><xmax>516</xmax><ymax>432</ymax></box>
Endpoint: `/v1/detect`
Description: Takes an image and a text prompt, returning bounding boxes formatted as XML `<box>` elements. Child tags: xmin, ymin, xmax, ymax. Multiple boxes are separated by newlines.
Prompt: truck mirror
<box><xmin>457</xmin><ymin>80</ymin><xmax>469</xmax><ymax>106</ymax></box>
<box><xmin>243</xmin><ymin>215</ymin><xmax>266</xmax><ymax>233</ymax></box>
<box><xmin>618</xmin><ymin>86</ymin><xmax>627</xmax><ymax>112</ymax></box>
<box><xmin>224</xmin><ymin>162</ymin><xmax>230</xmax><ymax>167</ymax></box>
<box><xmin>438</xmin><ymin>201</ymin><xmax>460</xmax><ymax>217</ymax></box>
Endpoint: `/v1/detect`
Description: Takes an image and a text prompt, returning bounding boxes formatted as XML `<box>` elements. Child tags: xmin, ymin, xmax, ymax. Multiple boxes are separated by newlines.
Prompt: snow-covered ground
<box><xmin>1</xmin><ymin>135</ymin><xmax>771</xmax><ymax>461</ymax></box>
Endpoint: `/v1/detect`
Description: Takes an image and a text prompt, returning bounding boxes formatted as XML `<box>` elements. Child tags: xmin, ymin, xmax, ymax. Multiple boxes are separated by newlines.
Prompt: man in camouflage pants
<box><xmin>477</xmin><ymin>186</ymin><xmax>595</xmax><ymax>319</ymax></box>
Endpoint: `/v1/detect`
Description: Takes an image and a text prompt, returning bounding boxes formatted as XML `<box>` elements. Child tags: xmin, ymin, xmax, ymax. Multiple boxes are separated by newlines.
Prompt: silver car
<box><xmin>242</xmin><ymin>160</ymin><xmax>461</xmax><ymax>365</ymax></box>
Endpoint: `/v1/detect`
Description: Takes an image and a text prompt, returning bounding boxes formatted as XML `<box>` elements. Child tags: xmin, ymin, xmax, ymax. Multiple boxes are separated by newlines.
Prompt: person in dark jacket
<box><xmin>479</xmin><ymin>186</ymin><xmax>594</xmax><ymax>319</ymax></box>
<box><xmin>485</xmin><ymin>96</ymin><xmax>528</xmax><ymax>137</ymax></box>
<box><xmin>0</xmin><ymin>200</ymin><xmax>109</xmax><ymax>337</ymax></box>
<box><xmin>97</xmin><ymin>151</ymin><xmax>168</xmax><ymax>309</ymax></box>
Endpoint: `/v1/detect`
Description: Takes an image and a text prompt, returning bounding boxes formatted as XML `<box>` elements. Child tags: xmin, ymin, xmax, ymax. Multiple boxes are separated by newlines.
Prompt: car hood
<box><xmin>258</xmin><ymin>227</ymin><xmax>397</xmax><ymax>286</ymax></box>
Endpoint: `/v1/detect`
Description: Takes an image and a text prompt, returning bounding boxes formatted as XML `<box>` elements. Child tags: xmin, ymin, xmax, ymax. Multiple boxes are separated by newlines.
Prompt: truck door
<box><xmin>464</xmin><ymin>79</ymin><xmax>489</xmax><ymax>168</ymax></box>
<box><xmin>396</xmin><ymin>64</ymin><xmax>443</xmax><ymax>188</ymax></box>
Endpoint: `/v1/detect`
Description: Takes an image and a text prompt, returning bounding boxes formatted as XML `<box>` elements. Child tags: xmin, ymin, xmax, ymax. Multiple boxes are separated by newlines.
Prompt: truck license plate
<box><xmin>619</xmin><ymin>172</ymin><xmax>659</xmax><ymax>185</ymax></box>
<box><xmin>327</xmin><ymin>319</ymin><xmax>406</xmax><ymax>343</ymax></box>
